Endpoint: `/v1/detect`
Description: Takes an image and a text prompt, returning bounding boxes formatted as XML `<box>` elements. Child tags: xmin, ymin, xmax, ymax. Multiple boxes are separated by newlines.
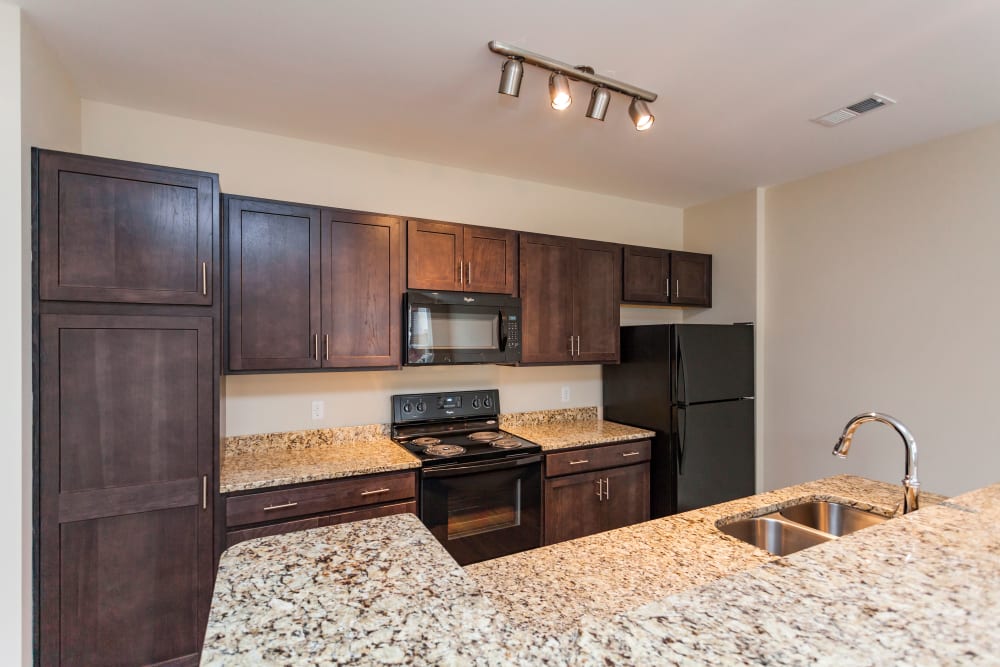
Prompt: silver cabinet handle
<box><xmin>675</xmin><ymin>279</ymin><xmax>680</xmax><ymax>299</ymax></box>
<box><xmin>467</xmin><ymin>262</ymin><xmax>472</xmax><ymax>285</ymax></box>
<box><xmin>568</xmin><ymin>459</ymin><xmax>590</xmax><ymax>465</ymax></box>
<box><xmin>361</xmin><ymin>488</ymin><xmax>391</xmax><ymax>496</ymax></box>
<box><xmin>201</xmin><ymin>261</ymin><xmax>208</xmax><ymax>296</ymax></box>
<box><xmin>202</xmin><ymin>475</ymin><xmax>208</xmax><ymax>510</ymax></box>
<box><xmin>621</xmin><ymin>451</ymin><xmax>641</xmax><ymax>458</ymax></box>
<box><xmin>568</xmin><ymin>335</ymin><xmax>574</xmax><ymax>357</ymax></box>
<box><xmin>603</xmin><ymin>477</ymin><xmax>610</xmax><ymax>500</ymax></box>
<box><xmin>595</xmin><ymin>478</ymin><xmax>603</xmax><ymax>502</ymax></box>
<box><xmin>459</xmin><ymin>262</ymin><xmax>464</xmax><ymax>285</ymax></box>
<box><xmin>313</xmin><ymin>334</ymin><xmax>319</xmax><ymax>361</ymax></box>
<box><xmin>263</xmin><ymin>501</ymin><xmax>298</xmax><ymax>511</ymax></box>
<box><xmin>576</xmin><ymin>335</ymin><xmax>581</xmax><ymax>356</ymax></box>
<box><xmin>324</xmin><ymin>334</ymin><xmax>330</xmax><ymax>361</ymax></box>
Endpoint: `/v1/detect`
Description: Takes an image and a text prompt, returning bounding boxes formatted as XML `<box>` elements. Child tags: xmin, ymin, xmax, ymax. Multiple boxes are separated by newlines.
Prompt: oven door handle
<box><xmin>421</xmin><ymin>454</ymin><xmax>542</xmax><ymax>477</ymax></box>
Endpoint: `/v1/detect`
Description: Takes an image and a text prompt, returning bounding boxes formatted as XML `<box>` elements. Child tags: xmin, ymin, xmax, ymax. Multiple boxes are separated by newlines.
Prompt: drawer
<box><xmin>226</xmin><ymin>500</ymin><xmax>418</xmax><ymax>548</ymax></box>
<box><xmin>226</xmin><ymin>471</ymin><xmax>417</xmax><ymax>527</ymax></box>
<box><xmin>545</xmin><ymin>440</ymin><xmax>651</xmax><ymax>477</ymax></box>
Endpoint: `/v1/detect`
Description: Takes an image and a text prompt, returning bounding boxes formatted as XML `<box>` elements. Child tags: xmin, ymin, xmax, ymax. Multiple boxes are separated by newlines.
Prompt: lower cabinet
<box><xmin>225</xmin><ymin>471</ymin><xmax>418</xmax><ymax>547</ymax></box>
<box><xmin>543</xmin><ymin>440</ymin><xmax>651</xmax><ymax>545</ymax></box>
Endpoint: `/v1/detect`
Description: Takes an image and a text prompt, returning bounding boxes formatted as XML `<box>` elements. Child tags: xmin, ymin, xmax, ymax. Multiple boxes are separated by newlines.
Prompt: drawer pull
<box><xmin>360</xmin><ymin>488</ymin><xmax>391</xmax><ymax>496</ymax></box>
<box><xmin>568</xmin><ymin>459</ymin><xmax>590</xmax><ymax>465</ymax></box>
<box><xmin>621</xmin><ymin>451</ymin><xmax>641</xmax><ymax>457</ymax></box>
<box><xmin>263</xmin><ymin>501</ymin><xmax>298</xmax><ymax>511</ymax></box>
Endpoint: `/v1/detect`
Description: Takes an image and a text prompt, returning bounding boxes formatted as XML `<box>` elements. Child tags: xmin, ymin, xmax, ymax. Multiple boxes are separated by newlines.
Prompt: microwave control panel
<box><xmin>506</xmin><ymin>315</ymin><xmax>519</xmax><ymax>349</ymax></box>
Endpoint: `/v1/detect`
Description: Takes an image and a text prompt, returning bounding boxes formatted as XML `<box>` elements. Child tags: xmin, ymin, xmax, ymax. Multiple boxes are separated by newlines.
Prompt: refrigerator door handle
<box><xmin>677</xmin><ymin>406</ymin><xmax>687</xmax><ymax>475</ymax></box>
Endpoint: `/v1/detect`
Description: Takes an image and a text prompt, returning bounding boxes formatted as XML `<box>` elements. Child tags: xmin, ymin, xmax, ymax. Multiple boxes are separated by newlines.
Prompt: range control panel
<box><xmin>391</xmin><ymin>389</ymin><xmax>500</xmax><ymax>424</ymax></box>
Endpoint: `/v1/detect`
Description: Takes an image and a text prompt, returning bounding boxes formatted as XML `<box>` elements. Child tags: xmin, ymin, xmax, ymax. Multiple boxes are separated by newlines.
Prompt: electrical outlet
<box><xmin>311</xmin><ymin>400</ymin><xmax>324</xmax><ymax>420</ymax></box>
<box><xmin>560</xmin><ymin>386</ymin><xmax>570</xmax><ymax>403</ymax></box>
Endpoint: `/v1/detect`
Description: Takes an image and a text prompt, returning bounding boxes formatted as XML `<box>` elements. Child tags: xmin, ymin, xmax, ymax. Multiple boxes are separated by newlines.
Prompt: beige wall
<box><xmin>4</xmin><ymin>6</ymin><xmax>82</xmax><ymax>662</ymax></box>
<box><xmin>80</xmin><ymin>101</ymin><xmax>684</xmax><ymax>434</ymax></box>
<box><xmin>762</xmin><ymin>122</ymin><xmax>1000</xmax><ymax>497</ymax></box>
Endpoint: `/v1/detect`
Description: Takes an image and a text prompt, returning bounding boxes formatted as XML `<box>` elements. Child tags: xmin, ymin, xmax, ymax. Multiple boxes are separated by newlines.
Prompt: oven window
<box><xmin>447</xmin><ymin>479</ymin><xmax>521</xmax><ymax>539</ymax></box>
<box><xmin>411</xmin><ymin>307</ymin><xmax>499</xmax><ymax>351</ymax></box>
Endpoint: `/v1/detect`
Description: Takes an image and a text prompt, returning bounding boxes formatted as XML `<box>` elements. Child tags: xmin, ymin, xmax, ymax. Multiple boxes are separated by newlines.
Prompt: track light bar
<box><xmin>488</xmin><ymin>40</ymin><xmax>657</xmax><ymax>103</ymax></box>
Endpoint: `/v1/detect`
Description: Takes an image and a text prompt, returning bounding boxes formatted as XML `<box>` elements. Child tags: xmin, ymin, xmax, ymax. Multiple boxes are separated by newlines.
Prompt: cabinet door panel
<box><xmin>407</xmin><ymin>220</ymin><xmax>463</xmax><ymax>291</ymax></box>
<box><xmin>38</xmin><ymin>151</ymin><xmax>216</xmax><ymax>305</ymax></box>
<box><xmin>39</xmin><ymin>314</ymin><xmax>213</xmax><ymax>667</ymax></box>
<box><xmin>227</xmin><ymin>197</ymin><xmax>321</xmax><ymax>370</ymax></box>
<box><xmin>670</xmin><ymin>251</ymin><xmax>712</xmax><ymax>306</ymax></box>
<box><xmin>519</xmin><ymin>233</ymin><xmax>574</xmax><ymax>364</ymax></box>
<box><xmin>463</xmin><ymin>225</ymin><xmax>517</xmax><ymax>295</ymax></box>
<box><xmin>623</xmin><ymin>246</ymin><xmax>670</xmax><ymax>303</ymax></box>
<box><xmin>573</xmin><ymin>240</ymin><xmax>621</xmax><ymax>363</ymax></box>
<box><xmin>601</xmin><ymin>463</ymin><xmax>650</xmax><ymax>533</ymax></box>
<box><xmin>322</xmin><ymin>211</ymin><xmax>401</xmax><ymax>367</ymax></box>
<box><xmin>544</xmin><ymin>469</ymin><xmax>606</xmax><ymax>545</ymax></box>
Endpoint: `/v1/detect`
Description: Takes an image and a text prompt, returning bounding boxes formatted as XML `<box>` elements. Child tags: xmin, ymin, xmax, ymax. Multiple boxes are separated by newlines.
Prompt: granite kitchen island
<box><xmin>200</xmin><ymin>476</ymin><xmax>998</xmax><ymax>665</ymax></box>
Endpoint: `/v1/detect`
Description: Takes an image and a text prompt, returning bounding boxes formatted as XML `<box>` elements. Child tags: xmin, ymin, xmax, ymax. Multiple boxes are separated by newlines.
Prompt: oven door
<box><xmin>405</xmin><ymin>292</ymin><xmax>519</xmax><ymax>365</ymax></box>
<box><xmin>420</xmin><ymin>455</ymin><xmax>541</xmax><ymax>565</ymax></box>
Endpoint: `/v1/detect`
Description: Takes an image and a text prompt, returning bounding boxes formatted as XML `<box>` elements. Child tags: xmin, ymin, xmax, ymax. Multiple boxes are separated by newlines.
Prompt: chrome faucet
<box><xmin>833</xmin><ymin>412</ymin><xmax>920</xmax><ymax>514</ymax></box>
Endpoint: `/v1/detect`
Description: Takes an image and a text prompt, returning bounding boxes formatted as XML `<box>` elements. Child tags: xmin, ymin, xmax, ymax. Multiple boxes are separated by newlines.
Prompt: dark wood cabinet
<box><xmin>225</xmin><ymin>197</ymin><xmax>402</xmax><ymax>372</ymax></box>
<box><xmin>407</xmin><ymin>219</ymin><xmax>517</xmax><ymax>295</ymax></box>
<box><xmin>623</xmin><ymin>245</ymin><xmax>671</xmax><ymax>304</ymax></box>
<box><xmin>670</xmin><ymin>251</ymin><xmax>713</xmax><ymax>306</ymax></box>
<box><xmin>519</xmin><ymin>233</ymin><xmax>620</xmax><ymax>364</ymax></box>
<box><xmin>225</xmin><ymin>472</ymin><xmax>418</xmax><ymax>547</ymax></box>
<box><xmin>543</xmin><ymin>440</ymin><xmax>650</xmax><ymax>546</ymax></box>
<box><xmin>322</xmin><ymin>210</ymin><xmax>402</xmax><ymax>368</ymax></box>
<box><xmin>39</xmin><ymin>314</ymin><xmax>215</xmax><ymax>666</ymax></box>
<box><xmin>226</xmin><ymin>197</ymin><xmax>322</xmax><ymax>371</ymax></box>
<box><xmin>37</xmin><ymin>151</ymin><xmax>217</xmax><ymax>305</ymax></box>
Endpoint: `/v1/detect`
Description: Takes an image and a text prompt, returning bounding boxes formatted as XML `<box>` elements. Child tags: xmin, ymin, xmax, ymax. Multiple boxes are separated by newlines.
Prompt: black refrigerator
<box><xmin>603</xmin><ymin>324</ymin><xmax>755</xmax><ymax>518</ymax></box>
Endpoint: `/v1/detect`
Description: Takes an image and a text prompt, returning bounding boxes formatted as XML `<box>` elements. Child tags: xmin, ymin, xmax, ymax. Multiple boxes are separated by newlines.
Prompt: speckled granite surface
<box><xmin>203</xmin><ymin>474</ymin><xmax>987</xmax><ymax>665</ymax></box>
<box><xmin>500</xmin><ymin>407</ymin><xmax>654</xmax><ymax>451</ymax></box>
<box><xmin>220</xmin><ymin>425</ymin><xmax>419</xmax><ymax>494</ymax></box>
<box><xmin>572</xmin><ymin>483</ymin><xmax>998</xmax><ymax>666</ymax></box>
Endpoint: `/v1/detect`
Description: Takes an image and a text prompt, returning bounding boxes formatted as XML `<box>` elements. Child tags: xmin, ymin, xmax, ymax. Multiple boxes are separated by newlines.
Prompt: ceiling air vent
<box><xmin>811</xmin><ymin>94</ymin><xmax>895</xmax><ymax>127</ymax></box>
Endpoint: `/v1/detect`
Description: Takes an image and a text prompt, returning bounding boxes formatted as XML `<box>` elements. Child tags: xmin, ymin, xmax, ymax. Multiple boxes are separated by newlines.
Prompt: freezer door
<box><xmin>675</xmin><ymin>399</ymin><xmax>755</xmax><ymax>513</ymax></box>
<box><xmin>673</xmin><ymin>324</ymin><xmax>754</xmax><ymax>404</ymax></box>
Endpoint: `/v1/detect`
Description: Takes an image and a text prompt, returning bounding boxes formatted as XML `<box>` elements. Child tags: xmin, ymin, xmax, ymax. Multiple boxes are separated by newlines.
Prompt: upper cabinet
<box><xmin>623</xmin><ymin>246</ymin><xmax>712</xmax><ymax>307</ymax></box>
<box><xmin>670</xmin><ymin>251</ymin><xmax>713</xmax><ymax>306</ymax></box>
<box><xmin>407</xmin><ymin>220</ymin><xmax>517</xmax><ymax>295</ymax></box>
<box><xmin>225</xmin><ymin>195</ymin><xmax>402</xmax><ymax>372</ymax></box>
<box><xmin>37</xmin><ymin>150</ymin><xmax>218</xmax><ymax>305</ymax></box>
<box><xmin>519</xmin><ymin>233</ymin><xmax>620</xmax><ymax>364</ymax></box>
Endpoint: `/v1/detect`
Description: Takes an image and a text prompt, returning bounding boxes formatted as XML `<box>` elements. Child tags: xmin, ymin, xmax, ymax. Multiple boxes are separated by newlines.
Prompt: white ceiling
<box><xmin>15</xmin><ymin>0</ymin><xmax>1000</xmax><ymax>207</ymax></box>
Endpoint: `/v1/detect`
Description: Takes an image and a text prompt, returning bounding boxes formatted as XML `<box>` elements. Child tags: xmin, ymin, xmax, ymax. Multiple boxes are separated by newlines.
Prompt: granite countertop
<box><xmin>220</xmin><ymin>425</ymin><xmax>420</xmax><ymax>494</ymax></box>
<box><xmin>501</xmin><ymin>407</ymin><xmax>654</xmax><ymax>451</ymax></box>
<box><xmin>202</xmin><ymin>474</ymin><xmax>998</xmax><ymax>665</ymax></box>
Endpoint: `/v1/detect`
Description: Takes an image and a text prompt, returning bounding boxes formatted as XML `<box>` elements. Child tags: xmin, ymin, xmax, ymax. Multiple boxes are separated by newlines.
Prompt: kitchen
<box><xmin>7</xmin><ymin>1</ymin><xmax>1000</xmax><ymax>665</ymax></box>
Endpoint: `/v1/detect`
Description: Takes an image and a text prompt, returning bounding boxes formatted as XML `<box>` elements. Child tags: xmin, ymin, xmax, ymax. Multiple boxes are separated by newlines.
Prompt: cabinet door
<box><xmin>601</xmin><ymin>463</ymin><xmax>650</xmax><ymax>533</ymax></box>
<box><xmin>670</xmin><ymin>251</ymin><xmax>713</xmax><ymax>306</ymax></box>
<box><xmin>407</xmin><ymin>220</ymin><xmax>464</xmax><ymax>291</ymax></box>
<box><xmin>226</xmin><ymin>197</ymin><xmax>321</xmax><ymax>370</ymax></box>
<box><xmin>544</xmin><ymin>469</ymin><xmax>606</xmax><ymax>545</ymax></box>
<box><xmin>573</xmin><ymin>239</ymin><xmax>621</xmax><ymax>363</ymax></box>
<box><xmin>39</xmin><ymin>314</ymin><xmax>214</xmax><ymax>667</ymax></box>
<box><xmin>463</xmin><ymin>225</ymin><xmax>518</xmax><ymax>295</ymax></box>
<box><xmin>519</xmin><ymin>233</ymin><xmax>574</xmax><ymax>364</ymax></box>
<box><xmin>322</xmin><ymin>210</ymin><xmax>402</xmax><ymax>368</ymax></box>
<box><xmin>37</xmin><ymin>150</ymin><xmax>217</xmax><ymax>305</ymax></box>
<box><xmin>623</xmin><ymin>246</ymin><xmax>670</xmax><ymax>304</ymax></box>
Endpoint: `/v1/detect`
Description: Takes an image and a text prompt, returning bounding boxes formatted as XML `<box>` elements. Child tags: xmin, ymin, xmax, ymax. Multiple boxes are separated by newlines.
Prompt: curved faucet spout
<box><xmin>832</xmin><ymin>412</ymin><xmax>920</xmax><ymax>514</ymax></box>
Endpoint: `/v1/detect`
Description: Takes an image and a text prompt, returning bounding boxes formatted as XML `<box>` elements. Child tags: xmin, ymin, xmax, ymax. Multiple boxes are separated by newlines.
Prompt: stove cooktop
<box><xmin>390</xmin><ymin>389</ymin><xmax>541</xmax><ymax>467</ymax></box>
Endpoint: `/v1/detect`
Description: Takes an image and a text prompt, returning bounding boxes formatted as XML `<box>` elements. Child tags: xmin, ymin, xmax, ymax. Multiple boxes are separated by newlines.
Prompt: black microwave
<box><xmin>404</xmin><ymin>290</ymin><xmax>521</xmax><ymax>365</ymax></box>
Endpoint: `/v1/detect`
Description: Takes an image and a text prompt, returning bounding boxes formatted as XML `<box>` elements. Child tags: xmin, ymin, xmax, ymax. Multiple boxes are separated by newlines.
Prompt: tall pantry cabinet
<box><xmin>34</xmin><ymin>150</ymin><xmax>220</xmax><ymax>666</ymax></box>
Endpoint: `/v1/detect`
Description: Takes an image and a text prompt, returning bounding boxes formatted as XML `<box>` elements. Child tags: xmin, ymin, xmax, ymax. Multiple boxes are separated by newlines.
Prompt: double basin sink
<box><xmin>718</xmin><ymin>501</ymin><xmax>889</xmax><ymax>556</ymax></box>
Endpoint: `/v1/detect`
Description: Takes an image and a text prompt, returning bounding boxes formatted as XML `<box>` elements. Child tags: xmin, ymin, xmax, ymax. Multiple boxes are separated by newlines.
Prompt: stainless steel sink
<box><xmin>718</xmin><ymin>501</ymin><xmax>890</xmax><ymax>556</ymax></box>
<box><xmin>778</xmin><ymin>501</ymin><xmax>888</xmax><ymax>537</ymax></box>
<box><xmin>718</xmin><ymin>517</ymin><xmax>834</xmax><ymax>556</ymax></box>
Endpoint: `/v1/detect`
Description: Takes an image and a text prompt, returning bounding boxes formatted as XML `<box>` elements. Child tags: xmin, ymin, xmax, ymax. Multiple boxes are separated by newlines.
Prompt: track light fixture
<box><xmin>497</xmin><ymin>57</ymin><xmax>523</xmax><ymax>97</ymax></box>
<box><xmin>488</xmin><ymin>40</ymin><xmax>657</xmax><ymax>131</ymax></box>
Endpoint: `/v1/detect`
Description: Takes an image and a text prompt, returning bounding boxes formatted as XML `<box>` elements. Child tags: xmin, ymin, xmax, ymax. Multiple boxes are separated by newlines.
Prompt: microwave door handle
<box><xmin>498</xmin><ymin>308</ymin><xmax>508</xmax><ymax>351</ymax></box>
